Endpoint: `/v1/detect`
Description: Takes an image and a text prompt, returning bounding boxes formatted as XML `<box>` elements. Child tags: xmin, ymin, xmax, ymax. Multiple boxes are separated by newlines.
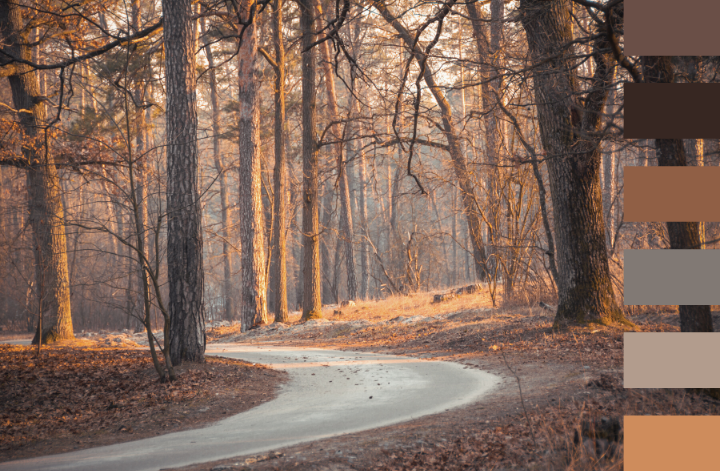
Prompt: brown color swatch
<box><xmin>625</xmin><ymin>416</ymin><xmax>720</xmax><ymax>470</ymax></box>
<box><xmin>625</xmin><ymin>0</ymin><xmax>720</xmax><ymax>55</ymax></box>
<box><xmin>624</xmin><ymin>167</ymin><xmax>720</xmax><ymax>222</ymax></box>
<box><xmin>624</xmin><ymin>84</ymin><xmax>720</xmax><ymax>139</ymax></box>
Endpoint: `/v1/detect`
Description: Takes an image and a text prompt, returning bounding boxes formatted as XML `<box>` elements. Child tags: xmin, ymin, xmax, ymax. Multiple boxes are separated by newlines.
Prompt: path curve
<box><xmin>0</xmin><ymin>344</ymin><xmax>500</xmax><ymax>471</ymax></box>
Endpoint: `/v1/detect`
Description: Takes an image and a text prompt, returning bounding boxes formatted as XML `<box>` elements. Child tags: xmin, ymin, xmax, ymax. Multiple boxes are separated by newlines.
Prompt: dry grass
<box><xmin>330</xmin><ymin>287</ymin><xmax>499</xmax><ymax>322</ymax></box>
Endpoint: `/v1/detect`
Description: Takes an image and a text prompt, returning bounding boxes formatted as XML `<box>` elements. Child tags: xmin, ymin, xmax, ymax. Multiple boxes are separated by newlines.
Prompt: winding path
<box><xmin>0</xmin><ymin>344</ymin><xmax>500</xmax><ymax>471</ymax></box>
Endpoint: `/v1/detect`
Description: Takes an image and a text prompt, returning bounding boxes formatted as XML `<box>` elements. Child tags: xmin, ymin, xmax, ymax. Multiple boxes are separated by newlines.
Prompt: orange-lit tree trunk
<box><xmin>266</xmin><ymin>0</ymin><xmax>289</xmax><ymax>322</ymax></box>
<box><xmin>237</xmin><ymin>0</ymin><xmax>269</xmax><ymax>330</ymax></box>
<box><xmin>315</xmin><ymin>0</ymin><xmax>357</xmax><ymax>301</ymax></box>
<box><xmin>1</xmin><ymin>0</ymin><xmax>74</xmax><ymax>344</ymax></box>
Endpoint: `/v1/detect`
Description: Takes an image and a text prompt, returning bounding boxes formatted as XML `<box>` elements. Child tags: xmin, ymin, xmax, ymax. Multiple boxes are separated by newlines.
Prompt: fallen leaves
<box><xmin>0</xmin><ymin>345</ymin><xmax>287</xmax><ymax>462</ymax></box>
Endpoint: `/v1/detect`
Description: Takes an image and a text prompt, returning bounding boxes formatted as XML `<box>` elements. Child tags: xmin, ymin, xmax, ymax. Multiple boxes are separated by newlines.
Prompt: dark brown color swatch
<box><xmin>625</xmin><ymin>0</ymin><xmax>720</xmax><ymax>55</ymax></box>
<box><xmin>624</xmin><ymin>167</ymin><xmax>720</xmax><ymax>222</ymax></box>
<box><xmin>624</xmin><ymin>84</ymin><xmax>720</xmax><ymax>139</ymax></box>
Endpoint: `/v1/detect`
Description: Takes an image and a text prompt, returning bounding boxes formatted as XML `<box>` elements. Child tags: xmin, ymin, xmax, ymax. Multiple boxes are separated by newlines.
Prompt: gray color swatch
<box><xmin>624</xmin><ymin>250</ymin><xmax>720</xmax><ymax>305</ymax></box>
<box><xmin>624</xmin><ymin>333</ymin><xmax>720</xmax><ymax>388</ymax></box>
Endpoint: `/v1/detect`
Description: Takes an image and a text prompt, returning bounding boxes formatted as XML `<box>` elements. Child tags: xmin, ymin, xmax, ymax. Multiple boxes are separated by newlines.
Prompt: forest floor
<box><xmin>4</xmin><ymin>289</ymin><xmax>720</xmax><ymax>470</ymax></box>
<box><xmin>173</xmin><ymin>291</ymin><xmax>720</xmax><ymax>471</ymax></box>
<box><xmin>0</xmin><ymin>342</ymin><xmax>287</xmax><ymax>463</ymax></box>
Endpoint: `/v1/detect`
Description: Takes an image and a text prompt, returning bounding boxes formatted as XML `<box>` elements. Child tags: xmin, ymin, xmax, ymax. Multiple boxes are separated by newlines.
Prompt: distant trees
<box><xmin>3</xmin><ymin>0</ymin><xmax>698</xmax><ymax>343</ymax></box>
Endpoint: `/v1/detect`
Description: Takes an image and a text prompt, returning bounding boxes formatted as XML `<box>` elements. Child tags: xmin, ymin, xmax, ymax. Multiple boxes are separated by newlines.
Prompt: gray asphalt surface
<box><xmin>0</xmin><ymin>344</ymin><xmax>500</xmax><ymax>471</ymax></box>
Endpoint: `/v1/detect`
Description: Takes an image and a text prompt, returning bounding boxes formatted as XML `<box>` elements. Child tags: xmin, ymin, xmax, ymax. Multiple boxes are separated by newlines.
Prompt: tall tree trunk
<box><xmin>519</xmin><ymin>0</ymin><xmax>627</xmax><ymax>326</ymax></box>
<box><xmin>468</xmin><ymin>0</ymin><xmax>504</xmax><ymax>275</ymax></box>
<box><xmin>201</xmin><ymin>14</ymin><xmax>234</xmax><ymax>322</ymax></box>
<box><xmin>237</xmin><ymin>0</ymin><xmax>268</xmax><ymax>330</ymax></box>
<box><xmin>300</xmin><ymin>0</ymin><xmax>322</xmax><ymax>320</ymax></box>
<box><xmin>162</xmin><ymin>0</ymin><xmax>206</xmax><ymax>363</ymax></box>
<box><xmin>372</xmin><ymin>0</ymin><xmax>489</xmax><ymax>282</ymax></box>
<box><xmin>315</xmin><ymin>0</ymin><xmax>357</xmax><ymax>301</ymax></box>
<box><xmin>131</xmin><ymin>0</ymin><xmax>148</xmax><ymax>334</ymax></box>
<box><xmin>348</xmin><ymin>66</ymin><xmax>370</xmax><ymax>299</ymax></box>
<box><xmin>643</xmin><ymin>56</ymin><xmax>713</xmax><ymax>332</ymax></box>
<box><xmin>266</xmin><ymin>0</ymin><xmax>289</xmax><ymax>322</ymax></box>
<box><xmin>1</xmin><ymin>0</ymin><xmax>74</xmax><ymax>343</ymax></box>
<box><xmin>320</xmin><ymin>180</ymin><xmax>334</xmax><ymax>303</ymax></box>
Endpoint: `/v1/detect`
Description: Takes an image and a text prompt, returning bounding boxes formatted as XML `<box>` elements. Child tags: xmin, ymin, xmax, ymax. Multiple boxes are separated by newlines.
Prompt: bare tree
<box><xmin>1</xmin><ymin>0</ymin><xmax>74</xmax><ymax>344</ymax></box>
<box><xmin>315</xmin><ymin>0</ymin><xmax>357</xmax><ymax>302</ymax></box>
<box><xmin>519</xmin><ymin>0</ymin><xmax>627</xmax><ymax>326</ymax></box>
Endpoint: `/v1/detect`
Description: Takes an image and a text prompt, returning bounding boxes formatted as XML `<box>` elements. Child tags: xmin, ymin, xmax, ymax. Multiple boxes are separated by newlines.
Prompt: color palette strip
<box><xmin>625</xmin><ymin>0</ymin><xmax>720</xmax><ymax>55</ymax></box>
<box><xmin>624</xmin><ymin>333</ymin><xmax>720</xmax><ymax>388</ymax></box>
<box><xmin>624</xmin><ymin>250</ymin><xmax>720</xmax><ymax>305</ymax></box>
<box><xmin>624</xmin><ymin>83</ymin><xmax>720</xmax><ymax>139</ymax></box>
<box><xmin>625</xmin><ymin>416</ymin><xmax>720</xmax><ymax>470</ymax></box>
<box><xmin>624</xmin><ymin>167</ymin><xmax>720</xmax><ymax>222</ymax></box>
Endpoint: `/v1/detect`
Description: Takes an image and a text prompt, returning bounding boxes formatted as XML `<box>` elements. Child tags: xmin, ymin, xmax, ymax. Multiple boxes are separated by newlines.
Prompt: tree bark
<box><xmin>300</xmin><ymin>0</ymin><xmax>322</xmax><ymax>320</ymax></box>
<box><xmin>348</xmin><ymin>67</ymin><xmax>370</xmax><ymax>299</ymax></box>
<box><xmin>1</xmin><ymin>0</ymin><xmax>74</xmax><ymax>343</ymax></box>
<box><xmin>201</xmin><ymin>14</ymin><xmax>234</xmax><ymax>322</ymax></box>
<box><xmin>320</xmin><ymin>180</ymin><xmax>334</xmax><ymax>303</ymax></box>
<box><xmin>468</xmin><ymin>0</ymin><xmax>504</xmax><ymax>274</ymax></box>
<box><xmin>519</xmin><ymin>0</ymin><xmax>627</xmax><ymax>326</ymax></box>
<box><xmin>267</xmin><ymin>0</ymin><xmax>289</xmax><ymax>322</ymax></box>
<box><xmin>643</xmin><ymin>56</ymin><xmax>713</xmax><ymax>332</ymax></box>
<box><xmin>315</xmin><ymin>0</ymin><xmax>357</xmax><ymax>301</ymax></box>
<box><xmin>162</xmin><ymin>0</ymin><xmax>205</xmax><ymax>363</ymax></box>
<box><xmin>237</xmin><ymin>0</ymin><xmax>269</xmax><ymax>330</ymax></box>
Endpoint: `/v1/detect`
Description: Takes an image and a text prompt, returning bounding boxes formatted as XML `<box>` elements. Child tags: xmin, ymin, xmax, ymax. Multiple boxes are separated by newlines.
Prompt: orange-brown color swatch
<box><xmin>625</xmin><ymin>416</ymin><xmax>720</xmax><ymax>470</ymax></box>
<box><xmin>624</xmin><ymin>167</ymin><xmax>720</xmax><ymax>222</ymax></box>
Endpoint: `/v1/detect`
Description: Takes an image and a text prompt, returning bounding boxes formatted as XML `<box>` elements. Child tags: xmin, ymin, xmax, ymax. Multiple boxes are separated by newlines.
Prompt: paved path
<box><xmin>0</xmin><ymin>344</ymin><xmax>500</xmax><ymax>471</ymax></box>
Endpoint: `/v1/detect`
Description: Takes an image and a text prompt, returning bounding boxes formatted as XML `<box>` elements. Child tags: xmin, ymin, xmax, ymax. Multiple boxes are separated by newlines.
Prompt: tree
<box><xmin>201</xmin><ymin>13</ymin><xmax>235</xmax><ymax>322</ymax></box>
<box><xmin>235</xmin><ymin>0</ymin><xmax>269</xmax><ymax>331</ymax></box>
<box><xmin>642</xmin><ymin>55</ymin><xmax>713</xmax><ymax>332</ymax></box>
<box><xmin>299</xmin><ymin>0</ymin><xmax>322</xmax><ymax>320</ymax></box>
<box><xmin>162</xmin><ymin>0</ymin><xmax>206</xmax><ymax>363</ymax></box>
<box><xmin>0</xmin><ymin>0</ymin><xmax>74</xmax><ymax>344</ymax></box>
<box><xmin>519</xmin><ymin>0</ymin><xmax>628</xmax><ymax>326</ymax></box>
<box><xmin>261</xmin><ymin>0</ymin><xmax>290</xmax><ymax>323</ymax></box>
<box><xmin>315</xmin><ymin>0</ymin><xmax>357</xmax><ymax>302</ymax></box>
<box><xmin>371</xmin><ymin>0</ymin><xmax>490</xmax><ymax>283</ymax></box>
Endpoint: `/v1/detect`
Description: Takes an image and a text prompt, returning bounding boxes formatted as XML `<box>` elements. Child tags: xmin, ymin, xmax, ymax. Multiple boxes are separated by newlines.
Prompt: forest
<box><xmin>1</xmin><ymin>0</ymin><xmax>717</xmax><ymax>468</ymax></box>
